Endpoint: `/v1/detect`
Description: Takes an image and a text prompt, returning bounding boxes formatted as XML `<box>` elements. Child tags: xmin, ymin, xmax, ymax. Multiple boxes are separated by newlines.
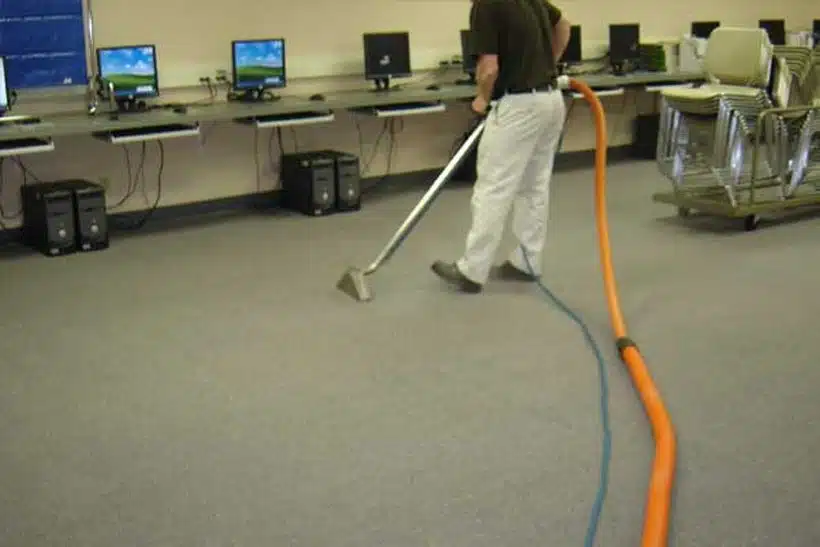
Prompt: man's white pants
<box><xmin>456</xmin><ymin>89</ymin><xmax>566</xmax><ymax>284</ymax></box>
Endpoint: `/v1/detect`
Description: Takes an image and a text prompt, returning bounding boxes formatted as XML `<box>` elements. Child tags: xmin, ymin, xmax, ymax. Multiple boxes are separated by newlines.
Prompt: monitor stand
<box><xmin>611</xmin><ymin>61</ymin><xmax>627</xmax><ymax>76</ymax></box>
<box><xmin>231</xmin><ymin>88</ymin><xmax>282</xmax><ymax>102</ymax></box>
<box><xmin>115</xmin><ymin>97</ymin><xmax>148</xmax><ymax>113</ymax></box>
<box><xmin>455</xmin><ymin>73</ymin><xmax>476</xmax><ymax>86</ymax></box>
<box><xmin>370</xmin><ymin>77</ymin><xmax>392</xmax><ymax>92</ymax></box>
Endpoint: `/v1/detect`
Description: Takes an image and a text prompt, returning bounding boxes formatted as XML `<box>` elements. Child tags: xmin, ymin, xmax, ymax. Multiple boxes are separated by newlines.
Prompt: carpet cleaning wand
<box><xmin>335</xmin><ymin>113</ymin><xmax>486</xmax><ymax>302</ymax></box>
<box><xmin>336</xmin><ymin>77</ymin><xmax>677</xmax><ymax>547</ymax></box>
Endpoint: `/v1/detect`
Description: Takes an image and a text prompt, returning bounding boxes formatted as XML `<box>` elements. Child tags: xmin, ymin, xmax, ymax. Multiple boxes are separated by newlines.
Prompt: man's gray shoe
<box><xmin>431</xmin><ymin>261</ymin><xmax>483</xmax><ymax>293</ymax></box>
<box><xmin>493</xmin><ymin>261</ymin><xmax>538</xmax><ymax>281</ymax></box>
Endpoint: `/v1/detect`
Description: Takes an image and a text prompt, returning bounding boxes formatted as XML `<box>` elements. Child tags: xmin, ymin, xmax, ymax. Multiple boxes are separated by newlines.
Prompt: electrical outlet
<box><xmin>215</xmin><ymin>69</ymin><xmax>228</xmax><ymax>81</ymax></box>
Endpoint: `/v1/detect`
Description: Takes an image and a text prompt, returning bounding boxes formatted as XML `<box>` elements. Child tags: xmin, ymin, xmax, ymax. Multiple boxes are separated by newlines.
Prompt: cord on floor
<box><xmin>521</xmin><ymin>249</ymin><xmax>612</xmax><ymax>547</ymax></box>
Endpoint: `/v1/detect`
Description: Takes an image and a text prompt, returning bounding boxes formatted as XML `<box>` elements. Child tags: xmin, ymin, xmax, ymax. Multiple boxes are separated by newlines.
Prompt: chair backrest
<box><xmin>705</xmin><ymin>27</ymin><xmax>773</xmax><ymax>87</ymax></box>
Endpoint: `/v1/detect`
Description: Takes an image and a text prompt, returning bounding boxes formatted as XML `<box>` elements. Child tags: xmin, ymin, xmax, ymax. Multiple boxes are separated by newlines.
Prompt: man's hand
<box><xmin>471</xmin><ymin>96</ymin><xmax>489</xmax><ymax>115</ymax></box>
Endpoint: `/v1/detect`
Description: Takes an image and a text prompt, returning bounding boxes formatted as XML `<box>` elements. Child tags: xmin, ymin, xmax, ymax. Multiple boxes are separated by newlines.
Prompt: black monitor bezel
<box><xmin>460</xmin><ymin>29</ymin><xmax>475</xmax><ymax>74</ymax></box>
<box><xmin>561</xmin><ymin>25</ymin><xmax>582</xmax><ymax>64</ymax></box>
<box><xmin>691</xmin><ymin>21</ymin><xmax>720</xmax><ymax>39</ymax></box>
<box><xmin>608</xmin><ymin>23</ymin><xmax>640</xmax><ymax>63</ymax></box>
<box><xmin>758</xmin><ymin>19</ymin><xmax>786</xmax><ymax>45</ymax></box>
<box><xmin>96</xmin><ymin>44</ymin><xmax>160</xmax><ymax>100</ymax></box>
<box><xmin>231</xmin><ymin>37</ymin><xmax>287</xmax><ymax>92</ymax></box>
<box><xmin>362</xmin><ymin>31</ymin><xmax>413</xmax><ymax>81</ymax></box>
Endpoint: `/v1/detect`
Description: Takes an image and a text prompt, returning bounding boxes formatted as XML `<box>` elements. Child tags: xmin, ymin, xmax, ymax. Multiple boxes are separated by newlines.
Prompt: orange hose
<box><xmin>568</xmin><ymin>78</ymin><xmax>677</xmax><ymax>547</ymax></box>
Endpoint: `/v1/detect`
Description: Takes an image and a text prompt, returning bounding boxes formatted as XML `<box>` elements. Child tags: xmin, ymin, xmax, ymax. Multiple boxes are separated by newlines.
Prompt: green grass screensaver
<box><xmin>235</xmin><ymin>40</ymin><xmax>284</xmax><ymax>85</ymax></box>
<box><xmin>100</xmin><ymin>47</ymin><xmax>157</xmax><ymax>93</ymax></box>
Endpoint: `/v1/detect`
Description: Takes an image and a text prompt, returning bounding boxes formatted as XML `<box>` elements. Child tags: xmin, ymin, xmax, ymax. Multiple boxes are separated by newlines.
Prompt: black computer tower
<box><xmin>280</xmin><ymin>152</ymin><xmax>336</xmax><ymax>216</ymax></box>
<box><xmin>20</xmin><ymin>182</ymin><xmax>77</xmax><ymax>256</ymax></box>
<box><xmin>62</xmin><ymin>180</ymin><xmax>109</xmax><ymax>251</ymax></box>
<box><xmin>315</xmin><ymin>150</ymin><xmax>361</xmax><ymax>212</ymax></box>
<box><xmin>632</xmin><ymin>114</ymin><xmax>660</xmax><ymax>159</ymax></box>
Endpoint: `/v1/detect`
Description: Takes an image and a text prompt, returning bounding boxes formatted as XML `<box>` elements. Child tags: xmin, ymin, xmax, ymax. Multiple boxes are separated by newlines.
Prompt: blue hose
<box><xmin>521</xmin><ymin>250</ymin><xmax>612</xmax><ymax>547</ymax></box>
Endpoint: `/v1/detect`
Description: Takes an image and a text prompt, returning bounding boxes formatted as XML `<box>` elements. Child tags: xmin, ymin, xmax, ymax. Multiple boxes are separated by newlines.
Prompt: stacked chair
<box><xmin>772</xmin><ymin>45</ymin><xmax>820</xmax><ymax>197</ymax></box>
<box><xmin>814</xmin><ymin>44</ymin><xmax>820</xmax><ymax>106</ymax></box>
<box><xmin>784</xmin><ymin>108</ymin><xmax>819</xmax><ymax>196</ymax></box>
<box><xmin>772</xmin><ymin>45</ymin><xmax>815</xmax><ymax>105</ymax></box>
<box><xmin>656</xmin><ymin>28</ymin><xmax>776</xmax><ymax>206</ymax></box>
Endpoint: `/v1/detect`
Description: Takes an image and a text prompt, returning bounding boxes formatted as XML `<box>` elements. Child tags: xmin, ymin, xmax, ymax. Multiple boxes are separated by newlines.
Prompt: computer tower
<box><xmin>62</xmin><ymin>179</ymin><xmax>109</xmax><ymax>251</ymax></box>
<box><xmin>452</xmin><ymin>125</ymin><xmax>479</xmax><ymax>184</ymax></box>
<box><xmin>632</xmin><ymin>114</ymin><xmax>660</xmax><ymax>159</ymax></box>
<box><xmin>20</xmin><ymin>182</ymin><xmax>77</xmax><ymax>256</ymax></box>
<box><xmin>280</xmin><ymin>152</ymin><xmax>336</xmax><ymax>216</ymax></box>
<box><xmin>315</xmin><ymin>150</ymin><xmax>361</xmax><ymax>212</ymax></box>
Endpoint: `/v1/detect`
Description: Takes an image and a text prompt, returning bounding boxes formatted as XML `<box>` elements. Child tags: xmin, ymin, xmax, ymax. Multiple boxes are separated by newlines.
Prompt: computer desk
<box><xmin>0</xmin><ymin>70</ymin><xmax>704</xmax><ymax>156</ymax></box>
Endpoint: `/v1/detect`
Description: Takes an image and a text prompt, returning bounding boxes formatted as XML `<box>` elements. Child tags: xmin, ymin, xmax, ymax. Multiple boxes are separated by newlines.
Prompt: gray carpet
<box><xmin>1</xmin><ymin>160</ymin><xmax>818</xmax><ymax>547</ymax></box>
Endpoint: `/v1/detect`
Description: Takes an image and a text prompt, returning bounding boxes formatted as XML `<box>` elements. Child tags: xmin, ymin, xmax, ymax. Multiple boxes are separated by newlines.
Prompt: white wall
<box><xmin>0</xmin><ymin>0</ymin><xmax>814</xmax><ymax>228</ymax></box>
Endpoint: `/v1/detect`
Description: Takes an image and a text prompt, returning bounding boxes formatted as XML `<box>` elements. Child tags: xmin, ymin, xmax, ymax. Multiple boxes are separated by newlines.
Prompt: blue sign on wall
<box><xmin>0</xmin><ymin>0</ymin><xmax>88</xmax><ymax>89</ymax></box>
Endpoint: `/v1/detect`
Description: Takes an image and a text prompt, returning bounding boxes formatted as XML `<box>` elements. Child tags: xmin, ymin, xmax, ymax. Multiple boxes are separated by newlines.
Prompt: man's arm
<box><xmin>470</xmin><ymin>1</ymin><xmax>500</xmax><ymax>104</ymax></box>
<box><xmin>545</xmin><ymin>2</ymin><xmax>571</xmax><ymax>61</ymax></box>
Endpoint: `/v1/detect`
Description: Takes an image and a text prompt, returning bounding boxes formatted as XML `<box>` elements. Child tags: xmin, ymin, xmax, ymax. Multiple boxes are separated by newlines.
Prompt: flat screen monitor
<box><xmin>691</xmin><ymin>21</ymin><xmax>720</xmax><ymax>39</ymax></box>
<box><xmin>813</xmin><ymin>19</ymin><xmax>819</xmax><ymax>43</ymax></box>
<box><xmin>0</xmin><ymin>57</ymin><xmax>8</xmax><ymax>114</ymax></box>
<box><xmin>231</xmin><ymin>38</ymin><xmax>286</xmax><ymax>91</ymax></box>
<box><xmin>363</xmin><ymin>32</ymin><xmax>412</xmax><ymax>90</ymax></box>
<box><xmin>609</xmin><ymin>23</ymin><xmax>640</xmax><ymax>64</ymax></box>
<box><xmin>96</xmin><ymin>45</ymin><xmax>159</xmax><ymax>99</ymax></box>
<box><xmin>460</xmin><ymin>29</ymin><xmax>475</xmax><ymax>74</ymax></box>
<box><xmin>561</xmin><ymin>25</ymin><xmax>582</xmax><ymax>64</ymax></box>
<box><xmin>759</xmin><ymin>19</ymin><xmax>786</xmax><ymax>45</ymax></box>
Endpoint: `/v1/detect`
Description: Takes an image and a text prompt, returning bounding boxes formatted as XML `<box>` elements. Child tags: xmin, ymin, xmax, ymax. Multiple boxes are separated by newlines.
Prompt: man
<box><xmin>431</xmin><ymin>0</ymin><xmax>571</xmax><ymax>293</ymax></box>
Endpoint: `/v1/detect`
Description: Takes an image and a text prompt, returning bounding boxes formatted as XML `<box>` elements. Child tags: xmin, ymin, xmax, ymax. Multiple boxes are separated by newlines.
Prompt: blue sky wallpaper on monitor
<box><xmin>235</xmin><ymin>40</ymin><xmax>284</xmax><ymax>70</ymax></box>
<box><xmin>99</xmin><ymin>46</ymin><xmax>157</xmax><ymax>95</ymax></box>
<box><xmin>100</xmin><ymin>46</ymin><xmax>156</xmax><ymax>77</ymax></box>
<box><xmin>234</xmin><ymin>40</ymin><xmax>285</xmax><ymax>87</ymax></box>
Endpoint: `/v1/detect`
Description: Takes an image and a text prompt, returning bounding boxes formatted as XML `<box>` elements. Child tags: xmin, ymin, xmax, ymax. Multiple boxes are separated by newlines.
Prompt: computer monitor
<box><xmin>0</xmin><ymin>57</ymin><xmax>8</xmax><ymax>115</ymax></box>
<box><xmin>231</xmin><ymin>38</ymin><xmax>286</xmax><ymax>101</ymax></box>
<box><xmin>561</xmin><ymin>25</ymin><xmax>582</xmax><ymax>64</ymax></box>
<box><xmin>759</xmin><ymin>19</ymin><xmax>786</xmax><ymax>45</ymax></box>
<box><xmin>363</xmin><ymin>32</ymin><xmax>412</xmax><ymax>91</ymax></box>
<box><xmin>460</xmin><ymin>30</ymin><xmax>476</xmax><ymax>75</ymax></box>
<box><xmin>691</xmin><ymin>21</ymin><xmax>720</xmax><ymax>39</ymax></box>
<box><xmin>96</xmin><ymin>45</ymin><xmax>159</xmax><ymax>103</ymax></box>
<box><xmin>813</xmin><ymin>19</ymin><xmax>819</xmax><ymax>45</ymax></box>
<box><xmin>609</xmin><ymin>23</ymin><xmax>640</xmax><ymax>73</ymax></box>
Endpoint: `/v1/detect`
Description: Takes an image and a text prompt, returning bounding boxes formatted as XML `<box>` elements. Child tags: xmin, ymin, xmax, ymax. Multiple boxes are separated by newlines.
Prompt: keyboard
<box><xmin>377</xmin><ymin>102</ymin><xmax>439</xmax><ymax>111</ymax></box>
<box><xmin>0</xmin><ymin>115</ymin><xmax>41</xmax><ymax>126</ymax></box>
<box><xmin>110</xmin><ymin>124</ymin><xmax>195</xmax><ymax>138</ymax></box>
<box><xmin>257</xmin><ymin>111</ymin><xmax>329</xmax><ymax>122</ymax></box>
<box><xmin>0</xmin><ymin>137</ymin><xmax>54</xmax><ymax>156</ymax></box>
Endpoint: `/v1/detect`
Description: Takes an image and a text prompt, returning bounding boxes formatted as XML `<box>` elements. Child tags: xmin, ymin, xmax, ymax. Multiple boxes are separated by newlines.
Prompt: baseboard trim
<box><xmin>0</xmin><ymin>144</ymin><xmax>635</xmax><ymax>247</ymax></box>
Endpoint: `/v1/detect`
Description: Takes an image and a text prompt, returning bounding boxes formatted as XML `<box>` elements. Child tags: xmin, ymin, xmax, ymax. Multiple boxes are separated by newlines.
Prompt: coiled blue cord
<box><xmin>522</xmin><ymin>250</ymin><xmax>612</xmax><ymax>547</ymax></box>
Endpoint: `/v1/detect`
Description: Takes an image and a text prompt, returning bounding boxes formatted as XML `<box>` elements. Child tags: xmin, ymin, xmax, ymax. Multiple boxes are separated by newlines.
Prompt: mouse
<box><xmin>426</xmin><ymin>84</ymin><xmax>441</xmax><ymax>91</ymax></box>
<box><xmin>173</xmin><ymin>105</ymin><xmax>188</xmax><ymax>114</ymax></box>
<box><xmin>309</xmin><ymin>93</ymin><xmax>325</xmax><ymax>101</ymax></box>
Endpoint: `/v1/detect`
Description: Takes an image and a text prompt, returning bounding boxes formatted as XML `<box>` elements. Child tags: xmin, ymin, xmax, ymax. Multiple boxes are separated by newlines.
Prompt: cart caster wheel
<box><xmin>743</xmin><ymin>214</ymin><xmax>760</xmax><ymax>231</ymax></box>
<box><xmin>677</xmin><ymin>207</ymin><xmax>691</xmax><ymax>218</ymax></box>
